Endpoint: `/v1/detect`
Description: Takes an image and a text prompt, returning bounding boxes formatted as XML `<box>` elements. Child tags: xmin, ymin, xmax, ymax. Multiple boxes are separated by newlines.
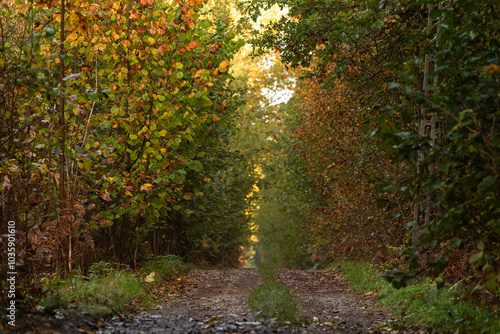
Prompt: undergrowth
<box><xmin>248</xmin><ymin>263</ymin><xmax>298</xmax><ymax>323</ymax></box>
<box><xmin>330</xmin><ymin>261</ymin><xmax>500</xmax><ymax>334</ymax></box>
<box><xmin>43</xmin><ymin>269</ymin><xmax>144</xmax><ymax>316</ymax></box>
<box><xmin>42</xmin><ymin>255</ymin><xmax>187</xmax><ymax>317</ymax></box>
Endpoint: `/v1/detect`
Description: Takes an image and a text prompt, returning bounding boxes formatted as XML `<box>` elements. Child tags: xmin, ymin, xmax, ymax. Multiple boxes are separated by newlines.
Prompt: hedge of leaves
<box><xmin>0</xmin><ymin>0</ymin><xmax>255</xmax><ymax>273</ymax></box>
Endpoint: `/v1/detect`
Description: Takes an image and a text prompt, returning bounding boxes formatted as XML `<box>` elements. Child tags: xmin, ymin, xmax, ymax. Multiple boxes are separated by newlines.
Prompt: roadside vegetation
<box><xmin>331</xmin><ymin>261</ymin><xmax>500</xmax><ymax>334</ymax></box>
<box><xmin>41</xmin><ymin>255</ymin><xmax>187</xmax><ymax>318</ymax></box>
<box><xmin>0</xmin><ymin>0</ymin><xmax>255</xmax><ymax>323</ymax></box>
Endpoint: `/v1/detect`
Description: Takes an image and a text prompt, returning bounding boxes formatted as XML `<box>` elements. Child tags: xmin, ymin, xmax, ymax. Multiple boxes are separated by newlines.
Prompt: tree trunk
<box><xmin>412</xmin><ymin>3</ymin><xmax>441</xmax><ymax>247</ymax></box>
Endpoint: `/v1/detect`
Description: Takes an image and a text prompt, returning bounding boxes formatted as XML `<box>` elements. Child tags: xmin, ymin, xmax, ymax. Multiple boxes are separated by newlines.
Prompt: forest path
<box><xmin>19</xmin><ymin>268</ymin><xmax>412</xmax><ymax>333</ymax></box>
<box><xmin>97</xmin><ymin>268</ymin><xmax>395</xmax><ymax>334</ymax></box>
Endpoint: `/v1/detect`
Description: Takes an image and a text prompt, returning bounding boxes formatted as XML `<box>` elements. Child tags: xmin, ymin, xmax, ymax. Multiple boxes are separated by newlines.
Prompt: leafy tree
<box><xmin>243</xmin><ymin>0</ymin><xmax>417</xmax><ymax>264</ymax></box>
<box><xmin>245</xmin><ymin>0</ymin><xmax>500</xmax><ymax>294</ymax></box>
<box><xmin>0</xmin><ymin>0</ymin><xmax>254</xmax><ymax>276</ymax></box>
<box><xmin>381</xmin><ymin>1</ymin><xmax>500</xmax><ymax>290</ymax></box>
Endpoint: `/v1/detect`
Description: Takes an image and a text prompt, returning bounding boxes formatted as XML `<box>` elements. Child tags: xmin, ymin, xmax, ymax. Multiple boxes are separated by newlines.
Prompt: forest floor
<box><xmin>14</xmin><ymin>268</ymin><xmax>423</xmax><ymax>334</ymax></box>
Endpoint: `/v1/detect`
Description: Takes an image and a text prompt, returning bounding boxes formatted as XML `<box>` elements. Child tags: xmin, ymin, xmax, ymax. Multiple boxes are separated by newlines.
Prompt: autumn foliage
<box><xmin>246</xmin><ymin>0</ymin><xmax>500</xmax><ymax>297</ymax></box>
<box><xmin>0</xmin><ymin>0</ymin><xmax>253</xmax><ymax>284</ymax></box>
<box><xmin>289</xmin><ymin>68</ymin><xmax>405</xmax><ymax>263</ymax></box>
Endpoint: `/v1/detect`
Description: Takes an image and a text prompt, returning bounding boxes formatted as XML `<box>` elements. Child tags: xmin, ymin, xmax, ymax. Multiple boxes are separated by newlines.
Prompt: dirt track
<box><xmin>17</xmin><ymin>268</ymin><xmax>408</xmax><ymax>333</ymax></box>
<box><xmin>95</xmin><ymin>268</ymin><xmax>393</xmax><ymax>333</ymax></box>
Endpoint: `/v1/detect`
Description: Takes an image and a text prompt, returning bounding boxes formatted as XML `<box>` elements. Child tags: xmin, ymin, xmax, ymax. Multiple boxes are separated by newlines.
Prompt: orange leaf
<box><xmin>140</xmin><ymin>183</ymin><xmax>153</xmax><ymax>192</ymax></box>
<box><xmin>218</xmin><ymin>60</ymin><xmax>229</xmax><ymax>73</ymax></box>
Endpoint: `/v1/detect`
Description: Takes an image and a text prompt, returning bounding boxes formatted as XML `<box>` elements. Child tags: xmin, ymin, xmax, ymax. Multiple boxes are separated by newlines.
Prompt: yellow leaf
<box><xmin>83</xmin><ymin>160</ymin><xmax>91</xmax><ymax>171</ymax></box>
<box><xmin>485</xmin><ymin>64</ymin><xmax>500</xmax><ymax>75</ymax></box>
<box><xmin>113</xmin><ymin>2</ymin><xmax>120</xmax><ymax>10</ymax></box>
<box><xmin>77</xmin><ymin>161</ymin><xmax>84</xmax><ymax>169</ymax></box>
<box><xmin>144</xmin><ymin>272</ymin><xmax>155</xmax><ymax>282</ymax></box>
<box><xmin>148</xmin><ymin>37</ymin><xmax>155</xmax><ymax>45</ymax></box>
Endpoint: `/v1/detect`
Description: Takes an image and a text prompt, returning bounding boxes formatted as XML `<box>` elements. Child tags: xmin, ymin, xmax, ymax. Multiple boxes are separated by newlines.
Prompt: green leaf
<box><xmin>469</xmin><ymin>251</ymin><xmax>483</xmax><ymax>264</ymax></box>
<box><xmin>87</xmin><ymin>92</ymin><xmax>99</xmax><ymax>101</ymax></box>
<box><xmin>44</xmin><ymin>27</ymin><xmax>55</xmax><ymax>37</ymax></box>
<box><xmin>478</xmin><ymin>175</ymin><xmax>497</xmax><ymax>190</ymax></box>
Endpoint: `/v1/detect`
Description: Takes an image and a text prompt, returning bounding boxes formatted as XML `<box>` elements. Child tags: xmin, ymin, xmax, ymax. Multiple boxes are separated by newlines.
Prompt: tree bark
<box><xmin>412</xmin><ymin>3</ymin><xmax>441</xmax><ymax>248</ymax></box>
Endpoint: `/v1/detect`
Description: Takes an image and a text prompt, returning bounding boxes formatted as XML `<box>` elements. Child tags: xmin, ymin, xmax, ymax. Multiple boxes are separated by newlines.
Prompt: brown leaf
<box><xmin>101</xmin><ymin>190</ymin><xmax>111</xmax><ymax>202</ymax></box>
<box><xmin>2</xmin><ymin>176</ymin><xmax>11</xmax><ymax>189</ymax></box>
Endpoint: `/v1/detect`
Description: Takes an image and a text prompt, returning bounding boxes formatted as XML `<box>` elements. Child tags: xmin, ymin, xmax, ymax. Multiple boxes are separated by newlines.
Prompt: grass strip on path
<box><xmin>248</xmin><ymin>263</ymin><xmax>298</xmax><ymax>323</ymax></box>
<box><xmin>330</xmin><ymin>261</ymin><xmax>500</xmax><ymax>334</ymax></box>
